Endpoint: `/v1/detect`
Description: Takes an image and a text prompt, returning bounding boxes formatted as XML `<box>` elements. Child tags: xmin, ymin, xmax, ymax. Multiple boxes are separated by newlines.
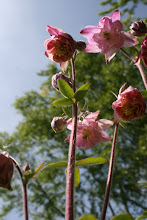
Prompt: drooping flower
<box><xmin>130</xmin><ymin>20</ymin><xmax>147</xmax><ymax>37</ymax></box>
<box><xmin>65</xmin><ymin>111</ymin><xmax>113</xmax><ymax>149</ymax></box>
<box><xmin>80</xmin><ymin>10</ymin><xmax>138</xmax><ymax>63</ymax></box>
<box><xmin>44</xmin><ymin>25</ymin><xmax>77</xmax><ymax>72</ymax></box>
<box><xmin>136</xmin><ymin>36</ymin><xmax>147</xmax><ymax>67</ymax></box>
<box><xmin>0</xmin><ymin>151</ymin><xmax>14</xmax><ymax>190</ymax></box>
<box><xmin>112</xmin><ymin>85</ymin><xmax>146</xmax><ymax>124</ymax></box>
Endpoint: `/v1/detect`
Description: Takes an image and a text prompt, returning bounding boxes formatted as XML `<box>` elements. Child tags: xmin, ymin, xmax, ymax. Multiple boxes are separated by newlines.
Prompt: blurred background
<box><xmin>0</xmin><ymin>0</ymin><xmax>147</xmax><ymax>219</ymax></box>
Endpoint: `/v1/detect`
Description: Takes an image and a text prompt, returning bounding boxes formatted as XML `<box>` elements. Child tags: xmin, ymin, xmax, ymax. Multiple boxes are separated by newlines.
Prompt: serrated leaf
<box><xmin>141</xmin><ymin>90</ymin><xmax>147</xmax><ymax>98</ymax></box>
<box><xmin>42</xmin><ymin>161</ymin><xmax>67</xmax><ymax>171</ymax></box>
<box><xmin>78</xmin><ymin>214</ymin><xmax>98</xmax><ymax>220</ymax></box>
<box><xmin>74</xmin><ymin>82</ymin><xmax>90</xmax><ymax>102</ymax></box>
<box><xmin>111</xmin><ymin>214</ymin><xmax>134</xmax><ymax>220</ymax></box>
<box><xmin>74</xmin><ymin>167</ymin><xmax>80</xmax><ymax>187</ymax></box>
<box><xmin>62</xmin><ymin>107</ymin><xmax>72</xmax><ymax>118</ymax></box>
<box><xmin>52</xmin><ymin>98</ymin><xmax>72</xmax><ymax>106</ymax></box>
<box><xmin>58</xmin><ymin>79</ymin><xmax>74</xmax><ymax>99</ymax></box>
<box><xmin>75</xmin><ymin>157</ymin><xmax>108</xmax><ymax>166</ymax></box>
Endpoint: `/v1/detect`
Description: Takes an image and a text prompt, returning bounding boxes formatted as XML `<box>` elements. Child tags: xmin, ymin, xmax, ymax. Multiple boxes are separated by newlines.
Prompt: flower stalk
<box><xmin>120</xmin><ymin>48</ymin><xmax>147</xmax><ymax>90</ymax></box>
<box><xmin>65</xmin><ymin>58</ymin><xmax>78</xmax><ymax>220</ymax></box>
<box><xmin>10</xmin><ymin>157</ymin><xmax>29</xmax><ymax>220</ymax></box>
<box><xmin>101</xmin><ymin>123</ymin><xmax>119</xmax><ymax>220</ymax></box>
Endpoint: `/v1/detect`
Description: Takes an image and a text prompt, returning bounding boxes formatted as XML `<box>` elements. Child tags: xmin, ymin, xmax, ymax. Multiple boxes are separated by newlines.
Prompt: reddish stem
<box><xmin>10</xmin><ymin>157</ymin><xmax>29</xmax><ymax>220</ymax></box>
<box><xmin>101</xmin><ymin>124</ymin><xmax>119</xmax><ymax>220</ymax></box>
<box><xmin>120</xmin><ymin>48</ymin><xmax>147</xmax><ymax>90</ymax></box>
<box><xmin>65</xmin><ymin>58</ymin><xmax>78</xmax><ymax>220</ymax></box>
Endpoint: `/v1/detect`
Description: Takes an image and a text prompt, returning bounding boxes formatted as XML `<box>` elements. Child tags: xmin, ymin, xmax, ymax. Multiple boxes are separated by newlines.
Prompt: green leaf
<box><xmin>141</xmin><ymin>90</ymin><xmax>147</xmax><ymax>98</ymax></box>
<box><xmin>62</xmin><ymin>107</ymin><xmax>72</xmax><ymax>118</ymax></box>
<box><xmin>111</xmin><ymin>214</ymin><xmax>134</xmax><ymax>220</ymax></box>
<box><xmin>52</xmin><ymin>98</ymin><xmax>72</xmax><ymax>106</ymax></box>
<box><xmin>136</xmin><ymin>210</ymin><xmax>147</xmax><ymax>220</ymax></box>
<box><xmin>58</xmin><ymin>79</ymin><xmax>74</xmax><ymax>99</ymax></box>
<box><xmin>33</xmin><ymin>163</ymin><xmax>45</xmax><ymax>177</ymax></box>
<box><xmin>74</xmin><ymin>167</ymin><xmax>80</xmax><ymax>187</ymax></box>
<box><xmin>78</xmin><ymin>214</ymin><xmax>98</xmax><ymax>220</ymax></box>
<box><xmin>74</xmin><ymin>82</ymin><xmax>90</xmax><ymax>102</ymax></box>
<box><xmin>138</xmin><ymin>181</ymin><xmax>147</xmax><ymax>189</ymax></box>
<box><xmin>42</xmin><ymin>161</ymin><xmax>67</xmax><ymax>171</ymax></box>
<box><xmin>75</xmin><ymin>157</ymin><xmax>108</xmax><ymax>166</ymax></box>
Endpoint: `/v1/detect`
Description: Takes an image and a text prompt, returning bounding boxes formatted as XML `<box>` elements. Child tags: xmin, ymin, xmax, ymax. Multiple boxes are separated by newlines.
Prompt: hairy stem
<box><xmin>10</xmin><ymin>157</ymin><xmax>29</xmax><ymax>220</ymax></box>
<box><xmin>101</xmin><ymin>124</ymin><xmax>119</xmax><ymax>220</ymax></box>
<box><xmin>65</xmin><ymin>58</ymin><xmax>78</xmax><ymax>220</ymax></box>
<box><xmin>120</xmin><ymin>48</ymin><xmax>147</xmax><ymax>90</ymax></box>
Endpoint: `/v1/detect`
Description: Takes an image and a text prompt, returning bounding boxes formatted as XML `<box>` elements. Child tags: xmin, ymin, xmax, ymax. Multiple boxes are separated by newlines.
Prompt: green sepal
<box><xmin>74</xmin><ymin>82</ymin><xmax>90</xmax><ymax>102</ymax></box>
<box><xmin>58</xmin><ymin>79</ymin><xmax>74</xmax><ymax>99</ymax></box>
<box><xmin>78</xmin><ymin>214</ymin><xmax>98</xmax><ymax>220</ymax></box>
<box><xmin>141</xmin><ymin>90</ymin><xmax>147</xmax><ymax>98</ymax></box>
<box><xmin>75</xmin><ymin>157</ymin><xmax>108</xmax><ymax>166</ymax></box>
<box><xmin>52</xmin><ymin>98</ymin><xmax>73</xmax><ymax>106</ymax></box>
<box><xmin>62</xmin><ymin>107</ymin><xmax>72</xmax><ymax>118</ymax></box>
<box><xmin>111</xmin><ymin>214</ymin><xmax>134</xmax><ymax>220</ymax></box>
<box><xmin>42</xmin><ymin>161</ymin><xmax>67</xmax><ymax>171</ymax></box>
<box><xmin>24</xmin><ymin>163</ymin><xmax>45</xmax><ymax>184</ymax></box>
<box><xmin>136</xmin><ymin>210</ymin><xmax>147</xmax><ymax>220</ymax></box>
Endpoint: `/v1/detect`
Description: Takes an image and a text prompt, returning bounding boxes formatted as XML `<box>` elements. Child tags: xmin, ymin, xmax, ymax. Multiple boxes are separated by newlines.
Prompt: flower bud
<box><xmin>23</xmin><ymin>162</ymin><xmax>31</xmax><ymax>173</ymax></box>
<box><xmin>51</xmin><ymin>117</ymin><xmax>65</xmax><ymax>133</ymax></box>
<box><xmin>52</xmin><ymin>72</ymin><xmax>72</xmax><ymax>91</ymax></box>
<box><xmin>77</xmin><ymin>41</ymin><xmax>86</xmax><ymax>52</ymax></box>
<box><xmin>112</xmin><ymin>86</ymin><xmax>146</xmax><ymax>124</ymax></box>
<box><xmin>130</xmin><ymin>20</ymin><xmax>147</xmax><ymax>37</ymax></box>
<box><xmin>0</xmin><ymin>152</ymin><xmax>14</xmax><ymax>190</ymax></box>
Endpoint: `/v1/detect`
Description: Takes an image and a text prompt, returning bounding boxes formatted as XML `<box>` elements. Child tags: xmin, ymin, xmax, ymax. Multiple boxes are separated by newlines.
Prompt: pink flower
<box><xmin>80</xmin><ymin>10</ymin><xmax>138</xmax><ymax>63</ymax></box>
<box><xmin>65</xmin><ymin>111</ymin><xmax>113</xmax><ymax>149</ymax></box>
<box><xmin>136</xmin><ymin>36</ymin><xmax>147</xmax><ymax>67</ymax></box>
<box><xmin>44</xmin><ymin>25</ymin><xmax>77</xmax><ymax>72</ymax></box>
<box><xmin>0</xmin><ymin>151</ymin><xmax>14</xmax><ymax>190</ymax></box>
<box><xmin>112</xmin><ymin>86</ymin><xmax>146</xmax><ymax>124</ymax></box>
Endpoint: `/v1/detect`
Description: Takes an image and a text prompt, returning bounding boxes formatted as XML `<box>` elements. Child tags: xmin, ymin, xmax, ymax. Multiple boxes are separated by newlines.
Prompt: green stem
<box><xmin>101</xmin><ymin>124</ymin><xmax>119</xmax><ymax>220</ymax></box>
<box><xmin>10</xmin><ymin>157</ymin><xmax>29</xmax><ymax>220</ymax></box>
<box><xmin>120</xmin><ymin>48</ymin><xmax>147</xmax><ymax>90</ymax></box>
<box><xmin>65</xmin><ymin>58</ymin><xmax>78</xmax><ymax>220</ymax></box>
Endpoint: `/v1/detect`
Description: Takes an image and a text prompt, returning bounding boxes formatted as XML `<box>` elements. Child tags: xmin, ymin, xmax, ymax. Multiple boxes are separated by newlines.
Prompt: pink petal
<box><xmin>122</xmin><ymin>31</ymin><xmax>139</xmax><ymax>47</ymax></box>
<box><xmin>65</xmin><ymin>119</ymin><xmax>72</xmax><ymax>130</ymax></box>
<box><xmin>46</xmin><ymin>25</ymin><xmax>63</xmax><ymax>36</ymax></box>
<box><xmin>110</xmin><ymin>10</ymin><xmax>120</xmax><ymax>22</ymax></box>
<box><xmin>112</xmin><ymin>20</ymin><xmax>123</xmax><ymax>31</ymax></box>
<box><xmin>60</xmin><ymin>61</ymin><xmax>69</xmax><ymax>72</ymax></box>
<box><xmin>80</xmin><ymin>25</ymin><xmax>98</xmax><ymax>37</ymax></box>
<box><xmin>105</xmin><ymin>47</ymin><xmax>118</xmax><ymax>63</ymax></box>
<box><xmin>97</xmin><ymin>119</ymin><xmax>113</xmax><ymax>130</ymax></box>
<box><xmin>84</xmin><ymin>111</ymin><xmax>100</xmax><ymax>122</ymax></box>
<box><xmin>64</xmin><ymin>135</ymin><xmax>70</xmax><ymax>142</ymax></box>
<box><xmin>85</xmin><ymin>43</ymin><xmax>101</xmax><ymax>53</ymax></box>
<box><xmin>100</xmin><ymin>131</ymin><xmax>111</xmax><ymax>142</ymax></box>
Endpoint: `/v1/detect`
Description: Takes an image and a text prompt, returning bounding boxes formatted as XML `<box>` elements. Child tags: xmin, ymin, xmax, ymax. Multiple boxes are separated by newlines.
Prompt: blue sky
<box><xmin>0</xmin><ymin>0</ymin><xmax>147</xmax><ymax>219</ymax></box>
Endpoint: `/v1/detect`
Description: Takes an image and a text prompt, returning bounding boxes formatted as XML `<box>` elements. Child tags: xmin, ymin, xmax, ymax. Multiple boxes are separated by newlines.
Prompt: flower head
<box><xmin>112</xmin><ymin>85</ymin><xmax>146</xmax><ymax>124</ymax></box>
<box><xmin>0</xmin><ymin>152</ymin><xmax>14</xmax><ymax>190</ymax></box>
<box><xmin>80</xmin><ymin>10</ymin><xmax>138</xmax><ymax>63</ymax></box>
<box><xmin>44</xmin><ymin>25</ymin><xmax>77</xmax><ymax>72</ymax></box>
<box><xmin>65</xmin><ymin>111</ymin><xmax>113</xmax><ymax>149</ymax></box>
<box><xmin>136</xmin><ymin>36</ymin><xmax>147</xmax><ymax>67</ymax></box>
<box><xmin>51</xmin><ymin>117</ymin><xmax>65</xmax><ymax>133</ymax></box>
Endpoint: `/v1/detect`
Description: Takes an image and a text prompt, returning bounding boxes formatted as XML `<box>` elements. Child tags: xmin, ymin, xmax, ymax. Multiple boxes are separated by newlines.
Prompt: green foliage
<box><xmin>74</xmin><ymin>82</ymin><xmax>91</xmax><ymax>102</ymax></box>
<box><xmin>75</xmin><ymin>157</ymin><xmax>108</xmax><ymax>166</ymax></box>
<box><xmin>74</xmin><ymin>167</ymin><xmax>80</xmax><ymax>187</ymax></box>
<box><xmin>111</xmin><ymin>214</ymin><xmax>134</xmax><ymax>220</ymax></box>
<box><xmin>52</xmin><ymin>97</ymin><xmax>73</xmax><ymax>106</ymax></box>
<box><xmin>141</xmin><ymin>90</ymin><xmax>147</xmax><ymax>98</ymax></box>
<box><xmin>58</xmin><ymin>79</ymin><xmax>75</xmax><ymax>99</ymax></box>
<box><xmin>78</xmin><ymin>214</ymin><xmax>98</xmax><ymax>220</ymax></box>
<box><xmin>136</xmin><ymin>210</ymin><xmax>147</xmax><ymax>220</ymax></box>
